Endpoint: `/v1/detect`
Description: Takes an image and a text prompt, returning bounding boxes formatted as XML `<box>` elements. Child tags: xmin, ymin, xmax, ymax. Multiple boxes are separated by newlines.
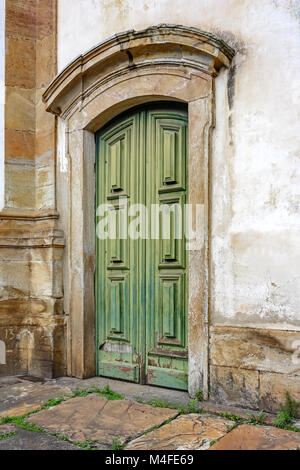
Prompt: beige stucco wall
<box><xmin>57</xmin><ymin>0</ymin><xmax>300</xmax><ymax>330</ymax></box>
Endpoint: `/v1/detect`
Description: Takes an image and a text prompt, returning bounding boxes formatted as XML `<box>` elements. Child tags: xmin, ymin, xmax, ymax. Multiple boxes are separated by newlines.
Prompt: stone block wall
<box><xmin>0</xmin><ymin>0</ymin><xmax>66</xmax><ymax>378</ymax></box>
<box><xmin>209</xmin><ymin>327</ymin><xmax>300</xmax><ymax>416</ymax></box>
<box><xmin>5</xmin><ymin>0</ymin><xmax>57</xmax><ymax>211</ymax></box>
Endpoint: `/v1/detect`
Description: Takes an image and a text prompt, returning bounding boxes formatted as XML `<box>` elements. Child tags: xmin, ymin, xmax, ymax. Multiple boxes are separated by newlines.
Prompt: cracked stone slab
<box><xmin>0</xmin><ymin>425</ymin><xmax>81</xmax><ymax>450</ymax></box>
<box><xmin>0</xmin><ymin>382</ymin><xmax>72</xmax><ymax>417</ymax></box>
<box><xmin>27</xmin><ymin>393</ymin><xmax>178</xmax><ymax>448</ymax></box>
<box><xmin>209</xmin><ymin>424</ymin><xmax>300</xmax><ymax>450</ymax></box>
<box><xmin>126</xmin><ymin>413</ymin><xmax>234</xmax><ymax>450</ymax></box>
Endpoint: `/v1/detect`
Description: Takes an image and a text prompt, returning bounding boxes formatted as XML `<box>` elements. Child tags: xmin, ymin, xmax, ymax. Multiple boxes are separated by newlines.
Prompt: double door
<box><xmin>95</xmin><ymin>104</ymin><xmax>188</xmax><ymax>390</ymax></box>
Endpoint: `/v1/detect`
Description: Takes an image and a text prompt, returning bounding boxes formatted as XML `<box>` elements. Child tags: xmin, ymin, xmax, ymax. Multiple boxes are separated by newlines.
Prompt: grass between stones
<box><xmin>111</xmin><ymin>437</ymin><xmax>125</xmax><ymax>450</ymax></box>
<box><xmin>143</xmin><ymin>417</ymin><xmax>175</xmax><ymax>436</ymax></box>
<box><xmin>135</xmin><ymin>396</ymin><xmax>205</xmax><ymax>415</ymax></box>
<box><xmin>219</xmin><ymin>410</ymin><xmax>267</xmax><ymax>428</ymax></box>
<box><xmin>0</xmin><ymin>431</ymin><xmax>17</xmax><ymax>441</ymax></box>
<box><xmin>0</xmin><ymin>414</ymin><xmax>93</xmax><ymax>449</ymax></box>
<box><xmin>273</xmin><ymin>392</ymin><xmax>300</xmax><ymax>432</ymax></box>
<box><xmin>218</xmin><ymin>392</ymin><xmax>300</xmax><ymax>433</ymax></box>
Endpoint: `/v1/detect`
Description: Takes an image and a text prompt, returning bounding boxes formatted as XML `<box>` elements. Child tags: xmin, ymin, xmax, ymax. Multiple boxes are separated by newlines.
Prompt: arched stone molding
<box><xmin>43</xmin><ymin>25</ymin><xmax>234</xmax><ymax>396</ymax></box>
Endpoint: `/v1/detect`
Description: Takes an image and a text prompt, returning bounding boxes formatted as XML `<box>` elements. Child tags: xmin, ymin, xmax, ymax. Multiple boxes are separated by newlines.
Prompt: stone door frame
<box><xmin>43</xmin><ymin>25</ymin><xmax>234</xmax><ymax>396</ymax></box>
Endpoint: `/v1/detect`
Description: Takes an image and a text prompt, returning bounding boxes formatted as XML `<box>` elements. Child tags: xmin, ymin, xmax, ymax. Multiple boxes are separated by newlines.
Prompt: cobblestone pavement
<box><xmin>0</xmin><ymin>375</ymin><xmax>299</xmax><ymax>450</ymax></box>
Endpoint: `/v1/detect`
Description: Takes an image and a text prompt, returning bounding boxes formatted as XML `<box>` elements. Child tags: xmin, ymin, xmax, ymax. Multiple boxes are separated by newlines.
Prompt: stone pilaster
<box><xmin>0</xmin><ymin>1</ymin><xmax>65</xmax><ymax>378</ymax></box>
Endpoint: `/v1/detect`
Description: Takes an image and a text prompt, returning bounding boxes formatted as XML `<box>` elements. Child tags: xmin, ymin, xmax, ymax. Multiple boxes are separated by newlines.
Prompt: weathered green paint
<box><xmin>146</xmin><ymin>366</ymin><xmax>188</xmax><ymax>391</ymax></box>
<box><xmin>95</xmin><ymin>104</ymin><xmax>188</xmax><ymax>390</ymax></box>
<box><xmin>99</xmin><ymin>362</ymin><xmax>140</xmax><ymax>382</ymax></box>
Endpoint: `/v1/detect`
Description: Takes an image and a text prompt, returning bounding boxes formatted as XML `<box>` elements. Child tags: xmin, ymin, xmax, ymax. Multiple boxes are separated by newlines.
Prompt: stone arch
<box><xmin>42</xmin><ymin>25</ymin><xmax>234</xmax><ymax>396</ymax></box>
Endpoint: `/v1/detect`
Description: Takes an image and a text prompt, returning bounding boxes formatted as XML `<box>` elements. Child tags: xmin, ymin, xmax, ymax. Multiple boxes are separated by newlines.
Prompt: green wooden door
<box><xmin>95</xmin><ymin>104</ymin><xmax>188</xmax><ymax>390</ymax></box>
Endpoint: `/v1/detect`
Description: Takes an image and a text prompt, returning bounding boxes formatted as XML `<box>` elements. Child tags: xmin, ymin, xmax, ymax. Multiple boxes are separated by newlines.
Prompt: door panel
<box><xmin>96</xmin><ymin>105</ymin><xmax>188</xmax><ymax>389</ymax></box>
<box><xmin>145</xmin><ymin>110</ymin><xmax>188</xmax><ymax>390</ymax></box>
<box><xmin>96</xmin><ymin>115</ymin><xmax>142</xmax><ymax>382</ymax></box>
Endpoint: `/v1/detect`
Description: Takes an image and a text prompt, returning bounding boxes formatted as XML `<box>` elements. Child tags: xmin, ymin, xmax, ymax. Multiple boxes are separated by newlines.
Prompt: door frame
<box><xmin>42</xmin><ymin>25</ymin><xmax>234</xmax><ymax>397</ymax></box>
<box><xmin>65</xmin><ymin>91</ymin><xmax>211</xmax><ymax>398</ymax></box>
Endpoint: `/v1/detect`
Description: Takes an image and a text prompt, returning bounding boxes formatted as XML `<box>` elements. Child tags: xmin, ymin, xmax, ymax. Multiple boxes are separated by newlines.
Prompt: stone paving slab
<box><xmin>126</xmin><ymin>413</ymin><xmax>234</xmax><ymax>450</ymax></box>
<box><xmin>0</xmin><ymin>381</ymin><xmax>72</xmax><ymax>417</ymax></box>
<box><xmin>27</xmin><ymin>393</ymin><xmax>178</xmax><ymax>448</ymax></box>
<box><xmin>1</xmin><ymin>376</ymin><xmax>300</xmax><ymax>450</ymax></box>
<box><xmin>0</xmin><ymin>424</ymin><xmax>81</xmax><ymax>450</ymax></box>
<box><xmin>210</xmin><ymin>424</ymin><xmax>300</xmax><ymax>450</ymax></box>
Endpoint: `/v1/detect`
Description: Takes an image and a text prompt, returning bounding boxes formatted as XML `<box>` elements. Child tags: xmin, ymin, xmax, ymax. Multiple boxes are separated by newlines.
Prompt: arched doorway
<box><xmin>42</xmin><ymin>25</ymin><xmax>234</xmax><ymax>396</ymax></box>
<box><xmin>95</xmin><ymin>103</ymin><xmax>188</xmax><ymax>390</ymax></box>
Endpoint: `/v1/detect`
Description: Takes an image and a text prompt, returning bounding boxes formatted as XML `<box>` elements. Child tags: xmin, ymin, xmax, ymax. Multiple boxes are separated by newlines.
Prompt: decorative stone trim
<box><xmin>0</xmin><ymin>235</ymin><xmax>64</xmax><ymax>248</ymax></box>
<box><xmin>43</xmin><ymin>24</ymin><xmax>234</xmax><ymax>118</ymax></box>
<box><xmin>0</xmin><ymin>209</ymin><xmax>59</xmax><ymax>221</ymax></box>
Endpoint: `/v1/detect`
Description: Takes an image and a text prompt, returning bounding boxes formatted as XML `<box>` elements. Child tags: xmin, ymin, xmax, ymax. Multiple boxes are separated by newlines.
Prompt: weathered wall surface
<box><xmin>57</xmin><ymin>0</ymin><xmax>300</xmax><ymax>327</ymax></box>
<box><xmin>0</xmin><ymin>0</ymin><xmax>66</xmax><ymax>378</ymax></box>
<box><xmin>56</xmin><ymin>0</ymin><xmax>300</xmax><ymax>411</ymax></box>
